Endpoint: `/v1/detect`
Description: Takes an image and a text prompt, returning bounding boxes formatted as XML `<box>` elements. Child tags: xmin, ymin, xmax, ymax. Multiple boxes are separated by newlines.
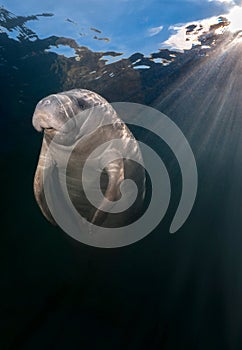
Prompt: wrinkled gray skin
<box><xmin>33</xmin><ymin>89</ymin><xmax>146</xmax><ymax>229</ymax></box>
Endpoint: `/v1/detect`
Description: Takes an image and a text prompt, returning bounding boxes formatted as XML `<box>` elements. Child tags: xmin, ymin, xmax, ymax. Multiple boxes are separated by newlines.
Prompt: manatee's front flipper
<box><xmin>34</xmin><ymin>137</ymin><xmax>57</xmax><ymax>225</ymax></box>
<box><xmin>91</xmin><ymin>158</ymin><xmax>124</xmax><ymax>226</ymax></box>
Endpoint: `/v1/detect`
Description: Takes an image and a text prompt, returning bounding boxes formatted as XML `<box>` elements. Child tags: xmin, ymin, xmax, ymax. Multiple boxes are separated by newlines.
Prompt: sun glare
<box><xmin>227</xmin><ymin>6</ymin><xmax>242</xmax><ymax>32</ymax></box>
<box><xmin>162</xmin><ymin>4</ymin><xmax>242</xmax><ymax>51</ymax></box>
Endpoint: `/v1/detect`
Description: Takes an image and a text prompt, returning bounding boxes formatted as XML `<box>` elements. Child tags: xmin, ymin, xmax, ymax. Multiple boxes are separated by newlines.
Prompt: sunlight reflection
<box><xmin>162</xmin><ymin>4</ymin><xmax>242</xmax><ymax>52</ymax></box>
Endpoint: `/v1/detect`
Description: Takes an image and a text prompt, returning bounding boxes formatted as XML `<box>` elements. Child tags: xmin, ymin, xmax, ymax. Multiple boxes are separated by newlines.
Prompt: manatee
<box><xmin>32</xmin><ymin>89</ymin><xmax>146</xmax><ymax>231</ymax></box>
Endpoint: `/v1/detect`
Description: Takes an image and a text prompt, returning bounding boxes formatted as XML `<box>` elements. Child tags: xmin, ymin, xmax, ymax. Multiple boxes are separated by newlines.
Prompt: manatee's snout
<box><xmin>32</xmin><ymin>95</ymin><xmax>76</xmax><ymax>135</ymax></box>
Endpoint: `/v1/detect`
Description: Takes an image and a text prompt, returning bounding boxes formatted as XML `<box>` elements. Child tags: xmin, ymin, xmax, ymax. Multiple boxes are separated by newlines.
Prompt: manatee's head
<box><xmin>32</xmin><ymin>89</ymin><xmax>114</xmax><ymax>145</ymax></box>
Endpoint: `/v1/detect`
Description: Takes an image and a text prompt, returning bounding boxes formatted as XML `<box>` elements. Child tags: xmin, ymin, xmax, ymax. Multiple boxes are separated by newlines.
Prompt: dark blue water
<box><xmin>1</xmin><ymin>7</ymin><xmax>242</xmax><ymax>350</ymax></box>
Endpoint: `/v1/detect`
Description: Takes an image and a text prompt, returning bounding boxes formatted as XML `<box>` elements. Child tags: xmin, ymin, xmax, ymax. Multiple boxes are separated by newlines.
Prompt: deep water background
<box><xmin>1</xmin><ymin>8</ymin><xmax>242</xmax><ymax>350</ymax></box>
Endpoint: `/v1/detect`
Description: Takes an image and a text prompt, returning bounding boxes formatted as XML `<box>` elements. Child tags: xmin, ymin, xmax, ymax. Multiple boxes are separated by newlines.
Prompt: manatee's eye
<box><xmin>77</xmin><ymin>99</ymin><xmax>86</xmax><ymax>110</ymax></box>
<box><xmin>44</xmin><ymin>99</ymin><xmax>51</xmax><ymax>105</ymax></box>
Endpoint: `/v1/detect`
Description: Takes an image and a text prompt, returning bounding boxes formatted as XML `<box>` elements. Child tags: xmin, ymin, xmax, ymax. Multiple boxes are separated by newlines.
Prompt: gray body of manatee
<box><xmin>32</xmin><ymin>89</ymin><xmax>146</xmax><ymax>230</ymax></box>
